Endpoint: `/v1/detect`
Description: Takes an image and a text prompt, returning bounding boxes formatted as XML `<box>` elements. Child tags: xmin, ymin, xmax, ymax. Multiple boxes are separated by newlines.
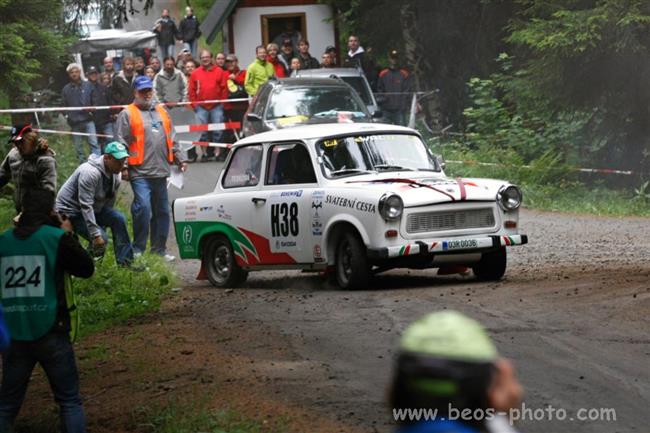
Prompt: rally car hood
<box><xmin>331</xmin><ymin>172</ymin><xmax>506</xmax><ymax>207</ymax></box>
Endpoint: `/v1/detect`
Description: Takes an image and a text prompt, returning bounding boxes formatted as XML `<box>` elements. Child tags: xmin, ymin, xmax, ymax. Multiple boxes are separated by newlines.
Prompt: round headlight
<box><xmin>379</xmin><ymin>194</ymin><xmax>404</xmax><ymax>220</ymax></box>
<box><xmin>498</xmin><ymin>185</ymin><xmax>522</xmax><ymax>210</ymax></box>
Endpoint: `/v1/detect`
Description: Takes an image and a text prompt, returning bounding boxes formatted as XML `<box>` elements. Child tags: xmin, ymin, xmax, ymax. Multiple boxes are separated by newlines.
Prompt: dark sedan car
<box><xmin>242</xmin><ymin>77</ymin><xmax>378</xmax><ymax>137</ymax></box>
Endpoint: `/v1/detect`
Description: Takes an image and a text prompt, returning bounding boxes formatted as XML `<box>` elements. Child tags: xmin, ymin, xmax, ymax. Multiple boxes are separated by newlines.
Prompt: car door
<box><xmin>251</xmin><ymin>142</ymin><xmax>319</xmax><ymax>265</ymax></box>
<box><xmin>218</xmin><ymin>143</ymin><xmax>265</xmax><ymax>266</ymax></box>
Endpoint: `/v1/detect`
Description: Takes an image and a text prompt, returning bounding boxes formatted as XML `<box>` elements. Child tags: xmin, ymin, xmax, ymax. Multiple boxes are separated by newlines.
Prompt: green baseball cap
<box><xmin>400</xmin><ymin>310</ymin><xmax>498</xmax><ymax>362</ymax></box>
<box><xmin>104</xmin><ymin>141</ymin><xmax>129</xmax><ymax>160</ymax></box>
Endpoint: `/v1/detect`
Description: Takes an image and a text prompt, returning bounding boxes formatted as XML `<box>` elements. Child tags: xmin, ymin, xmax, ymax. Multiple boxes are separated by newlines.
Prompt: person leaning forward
<box><xmin>115</xmin><ymin>76</ymin><xmax>187</xmax><ymax>261</ymax></box>
<box><xmin>0</xmin><ymin>124</ymin><xmax>56</xmax><ymax>213</ymax></box>
<box><xmin>0</xmin><ymin>188</ymin><xmax>95</xmax><ymax>432</ymax></box>
<box><xmin>55</xmin><ymin>142</ymin><xmax>135</xmax><ymax>266</ymax></box>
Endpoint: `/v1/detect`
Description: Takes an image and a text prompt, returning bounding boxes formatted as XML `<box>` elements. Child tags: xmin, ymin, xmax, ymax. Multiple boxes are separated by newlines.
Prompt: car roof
<box><xmin>235</xmin><ymin>123</ymin><xmax>418</xmax><ymax>146</ymax></box>
<box><xmin>294</xmin><ymin>68</ymin><xmax>364</xmax><ymax>78</ymax></box>
<box><xmin>270</xmin><ymin>77</ymin><xmax>351</xmax><ymax>87</ymax></box>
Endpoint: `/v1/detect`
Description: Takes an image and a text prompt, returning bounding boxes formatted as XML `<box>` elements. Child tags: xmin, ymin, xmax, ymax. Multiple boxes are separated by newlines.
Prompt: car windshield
<box><xmin>317</xmin><ymin>134</ymin><xmax>440</xmax><ymax>177</ymax></box>
<box><xmin>339</xmin><ymin>76</ymin><xmax>373</xmax><ymax>105</ymax></box>
<box><xmin>266</xmin><ymin>86</ymin><xmax>369</xmax><ymax>121</ymax></box>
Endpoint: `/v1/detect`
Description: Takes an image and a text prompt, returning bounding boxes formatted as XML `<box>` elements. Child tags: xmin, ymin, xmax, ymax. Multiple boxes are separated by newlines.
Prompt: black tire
<box><xmin>472</xmin><ymin>247</ymin><xmax>507</xmax><ymax>281</ymax></box>
<box><xmin>204</xmin><ymin>236</ymin><xmax>248</xmax><ymax>288</ymax></box>
<box><xmin>335</xmin><ymin>230</ymin><xmax>371</xmax><ymax>289</ymax></box>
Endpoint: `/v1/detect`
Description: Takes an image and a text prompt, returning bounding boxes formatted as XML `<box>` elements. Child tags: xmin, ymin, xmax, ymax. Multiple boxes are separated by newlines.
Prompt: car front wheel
<box><xmin>472</xmin><ymin>247</ymin><xmax>507</xmax><ymax>281</ymax></box>
<box><xmin>204</xmin><ymin>236</ymin><xmax>248</xmax><ymax>288</ymax></box>
<box><xmin>335</xmin><ymin>231</ymin><xmax>371</xmax><ymax>289</ymax></box>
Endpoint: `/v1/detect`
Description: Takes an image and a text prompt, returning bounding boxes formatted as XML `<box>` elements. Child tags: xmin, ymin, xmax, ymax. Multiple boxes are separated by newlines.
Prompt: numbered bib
<box><xmin>1</xmin><ymin>255</ymin><xmax>45</xmax><ymax>299</ymax></box>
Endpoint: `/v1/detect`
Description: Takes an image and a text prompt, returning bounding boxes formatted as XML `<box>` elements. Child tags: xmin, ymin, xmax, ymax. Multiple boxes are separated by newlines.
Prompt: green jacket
<box><xmin>245</xmin><ymin>59</ymin><xmax>275</xmax><ymax>96</ymax></box>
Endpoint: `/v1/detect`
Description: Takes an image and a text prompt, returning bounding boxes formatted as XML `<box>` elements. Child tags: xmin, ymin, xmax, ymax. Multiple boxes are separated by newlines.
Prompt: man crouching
<box><xmin>56</xmin><ymin>142</ymin><xmax>135</xmax><ymax>266</ymax></box>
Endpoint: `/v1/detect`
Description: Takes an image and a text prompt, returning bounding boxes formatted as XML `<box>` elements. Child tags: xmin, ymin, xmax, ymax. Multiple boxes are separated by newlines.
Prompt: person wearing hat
<box><xmin>0</xmin><ymin>124</ymin><xmax>57</xmax><ymax>213</ymax></box>
<box><xmin>278</xmin><ymin>38</ymin><xmax>296</xmax><ymax>76</ymax></box>
<box><xmin>377</xmin><ymin>50</ymin><xmax>413</xmax><ymax>126</ymax></box>
<box><xmin>55</xmin><ymin>141</ymin><xmax>135</xmax><ymax>266</ymax></box>
<box><xmin>62</xmin><ymin>63</ymin><xmax>100</xmax><ymax>163</ymax></box>
<box><xmin>0</xmin><ymin>187</ymin><xmax>95</xmax><ymax>433</ymax></box>
<box><xmin>325</xmin><ymin>45</ymin><xmax>338</xmax><ymax>66</ymax></box>
<box><xmin>390</xmin><ymin>310</ymin><xmax>523</xmax><ymax>433</ymax></box>
<box><xmin>86</xmin><ymin>66</ymin><xmax>113</xmax><ymax>150</ymax></box>
<box><xmin>116</xmin><ymin>76</ymin><xmax>186</xmax><ymax>261</ymax></box>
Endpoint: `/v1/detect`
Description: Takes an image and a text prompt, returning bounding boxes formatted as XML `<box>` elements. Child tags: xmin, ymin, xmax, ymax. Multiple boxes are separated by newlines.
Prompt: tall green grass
<box><xmin>0</xmin><ymin>136</ymin><xmax>176</xmax><ymax>338</ymax></box>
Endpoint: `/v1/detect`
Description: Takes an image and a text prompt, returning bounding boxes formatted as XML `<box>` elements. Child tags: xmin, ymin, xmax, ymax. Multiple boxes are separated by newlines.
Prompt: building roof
<box><xmin>200</xmin><ymin>0</ymin><xmax>238</xmax><ymax>44</ymax></box>
<box><xmin>235</xmin><ymin>123</ymin><xmax>417</xmax><ymax>146</ymax></box>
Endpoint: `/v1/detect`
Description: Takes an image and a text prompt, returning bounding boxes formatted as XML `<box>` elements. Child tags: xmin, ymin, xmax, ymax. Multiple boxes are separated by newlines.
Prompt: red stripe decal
<box><xmin>456</xmin><ymin>178</ymin><xmax>467</xmax><ymax>201</ymax></box>
<box><xmin>404</xmin><ymin>245</ymin><xmax>411</xmax><ymax>255</ymax></box>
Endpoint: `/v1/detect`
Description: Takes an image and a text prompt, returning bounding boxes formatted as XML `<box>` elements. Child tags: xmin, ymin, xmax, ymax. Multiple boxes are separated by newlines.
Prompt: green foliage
<box><xmin>433</xmin><ymin>138</ymin><xmax>650</xmax><ymax>217</ymax></box>
<box><xmin>0</xmin><ymin>0</ymin><xmax>71</xmax><ymax>101</ymax></box>
<box><xmin>461</xmin><ymin>58</ymin><xmax>591</xmax><ymax>165</ymax></box>
<box><xmin>505</xmin><ymin>0</ymin><xmax>650</xmax><ymax>171</ymax></box>
<box><xmin>75</xmin><ymin>253</ymin><xmax>174</xmax><ymax>337</ymax></box>
<box><xmin>136</xmin><ymin>399</ymin><xmax>288</xmax><ymax>433</ymax></box>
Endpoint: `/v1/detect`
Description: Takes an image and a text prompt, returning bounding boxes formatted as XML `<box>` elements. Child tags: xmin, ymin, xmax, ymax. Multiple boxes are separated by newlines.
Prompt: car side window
<box><xmin>266</xmin><ymin>143</ymin><xmax>317</xmax><ymax>185</ymax></box>
<box><xmin>222</xmin><ymin>145</ymin><xmax>263</xmax><ymax>188</ymax></box>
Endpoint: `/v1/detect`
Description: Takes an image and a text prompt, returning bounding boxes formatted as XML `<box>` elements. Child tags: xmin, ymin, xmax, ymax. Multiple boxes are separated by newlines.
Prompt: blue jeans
<box><xmin>0</xmin><ymin>332</ymin><xmax>86</xmax><ymax>433</ymax></box>
<box><xmin>196</xmin><ymin>105</ymin><xmax>224</xmax><ymax>158</ymax></box>
<box><xmin>159</xmin><ymin>44</ymin><xmax>175</xmax><ymax>58</ymax></box>
<box><xmin>183</xmin><ymin>40</ymin><xmax>198</xmax><ymax>58</ymax></box>
<box><xmin>130</xmin><ymin>177</ymin><xmax>170</xmax><ymax>255</ymax></box>
<box><xmin>196</xmin><ymin>105</ymin><xmax>224</xmax><ymax>144</ymax></box>
<box><xmin>70</xmin><ymin>121</ymin><xmax>99</xmax><ymax>163</ymax></box>
<box><xmin>96</xmin><ymin>122</ymin><xmax>114</xmax><ymax>151</ymax></box>
<box><xmin>69</xmin><ymin>207</ymin><xmax>134</xmax><ymax>265</ymax></box>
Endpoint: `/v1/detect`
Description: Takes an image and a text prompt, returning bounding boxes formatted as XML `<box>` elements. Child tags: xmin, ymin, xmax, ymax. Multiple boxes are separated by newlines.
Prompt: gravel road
<box><xmin>170</xmin><ymin>161</ymin><xmax>650</xmax><ymax>432</ymax></box>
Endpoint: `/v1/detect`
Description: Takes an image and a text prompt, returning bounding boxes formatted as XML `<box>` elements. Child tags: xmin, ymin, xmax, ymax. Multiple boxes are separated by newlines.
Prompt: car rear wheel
<box><xmin>472</xmin><ymin>247</ymin><xmax>507</xmax><ymax>281</ymax></box>
<box><xmin>335</xmin><ymin>231</ymin><xmax>371</xmax><ymax>289</ymax></box>
<box><xmin>204</xmin><ymin>236</ymin><xmax>248</xmax><ymax>288</ymax></box>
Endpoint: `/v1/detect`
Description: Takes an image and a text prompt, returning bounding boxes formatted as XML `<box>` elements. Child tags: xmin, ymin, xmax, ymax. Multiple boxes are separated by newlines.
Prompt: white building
<box><xmin>201</xmin><ymin>0</ymin><xmax>339</xmax><ymax>66</ymax></box>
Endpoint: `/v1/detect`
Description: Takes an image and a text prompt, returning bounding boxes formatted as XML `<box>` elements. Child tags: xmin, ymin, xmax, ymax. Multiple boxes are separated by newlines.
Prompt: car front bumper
<box><xmin>367</xmin><ymin>234</ymin><xmax>528</xmax><ymax>260</ymax></box>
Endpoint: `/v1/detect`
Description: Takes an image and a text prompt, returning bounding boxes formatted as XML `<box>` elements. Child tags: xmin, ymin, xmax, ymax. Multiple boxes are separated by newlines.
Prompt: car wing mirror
<box><xmin>436</xmin><ymin>155</ymin><xmax>446</xmax><ymax>170</ymax></box>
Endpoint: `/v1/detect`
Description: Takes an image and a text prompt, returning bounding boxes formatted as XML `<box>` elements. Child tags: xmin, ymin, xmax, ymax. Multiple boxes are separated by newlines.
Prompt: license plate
<box><xmin>443</xmin><ymin>239</ymin><xmax>478</xmax><ymax>250</ymax></box>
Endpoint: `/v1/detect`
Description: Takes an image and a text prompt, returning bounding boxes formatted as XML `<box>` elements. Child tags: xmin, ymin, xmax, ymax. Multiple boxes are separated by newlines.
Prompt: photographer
<box><xmin>0</xmin><ymin>124</ymin><xmax>56</xmax><ymax>213</ymax></box>
<box><xmin>390</xmin><ymin>310</ymin><xmax>523</xmax><ymax>433</ymax></box>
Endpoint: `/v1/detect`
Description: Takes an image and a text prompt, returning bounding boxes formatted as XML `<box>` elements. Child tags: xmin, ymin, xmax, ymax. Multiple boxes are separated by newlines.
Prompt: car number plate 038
<box><xmin>443</xmin><ymin>239</ymin><xmax>478</xmax><ymax>250</ymax></box>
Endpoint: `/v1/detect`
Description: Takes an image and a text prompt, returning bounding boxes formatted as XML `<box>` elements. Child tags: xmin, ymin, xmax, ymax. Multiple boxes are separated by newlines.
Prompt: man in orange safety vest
<box><xmin>115</xmin><ymin>76</ymin><xmax>187</xmax><ymax>261</ymax></box>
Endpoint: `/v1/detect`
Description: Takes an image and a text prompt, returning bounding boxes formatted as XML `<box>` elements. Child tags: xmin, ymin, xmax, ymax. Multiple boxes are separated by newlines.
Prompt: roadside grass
<box><xmin>134</xmin><ymin>398</ymin><xmax>289</xmax><ymax>433</ymax></box>
<box><xmin>430</xmin><ymin>138</ymin><xmax>650</xmax><ymax>217</ymax></box>
<box><xmin>0</xmin><ymin>135</ymin><xmax>176</xmax><ymax>337</ymax></box>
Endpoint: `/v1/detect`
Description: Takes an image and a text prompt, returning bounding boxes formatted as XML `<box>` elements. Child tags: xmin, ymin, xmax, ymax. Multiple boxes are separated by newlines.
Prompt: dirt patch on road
<box><xmin>15</xmin><ymin>288</ymin><xmax>364</xmax><ymax>433</ymax></box>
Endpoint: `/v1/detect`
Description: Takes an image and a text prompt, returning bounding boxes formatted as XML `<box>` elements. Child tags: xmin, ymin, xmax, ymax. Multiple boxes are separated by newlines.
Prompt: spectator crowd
<box><xmin>60</xmin><ymin>7</ymin><xmax>415</xmax><ymax>165</ymax></box>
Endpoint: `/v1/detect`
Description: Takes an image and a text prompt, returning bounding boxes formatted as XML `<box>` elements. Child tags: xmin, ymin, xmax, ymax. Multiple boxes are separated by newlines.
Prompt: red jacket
<box><xmin>188</xmin><ymin>65</ymin><xmax>228</xmax><ymax>110</ymax></box>
<box><xmin>267</xmin><ymin>56</ymin><xmax>286</xmax><ymax>78</ymax></box>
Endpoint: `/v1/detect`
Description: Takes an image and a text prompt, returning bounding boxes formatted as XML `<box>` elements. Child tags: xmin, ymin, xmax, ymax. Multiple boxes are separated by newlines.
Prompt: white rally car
<box><xmin>173</xmin><ymin>123</ymin><xmax>528</xmax><ymax>289</ymax></box>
